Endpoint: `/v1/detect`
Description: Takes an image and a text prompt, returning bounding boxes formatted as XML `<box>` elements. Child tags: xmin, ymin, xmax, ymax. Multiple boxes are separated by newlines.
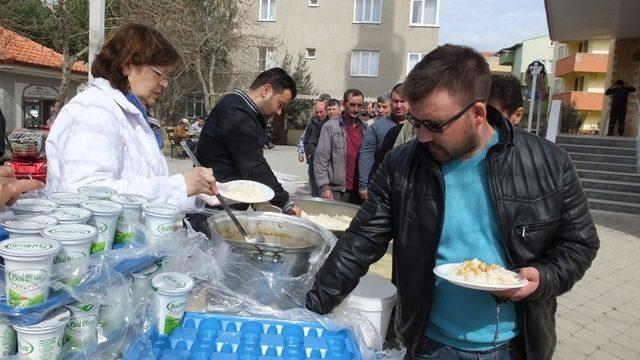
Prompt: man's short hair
<box><xmin>377</xmin><ymin>94</ymin><xmax>391</xmax><ymax>103</ymax></box>
<box><xmin>327</xmin><ymin>99</ymin><xmax>341</xmax><ymax>108</ymax></box>
<box><xmin>391</xmin><ymin>83</ymin><xmax>403</xmax><ymax>96</ymax></box>
<box><xmin>402</xmin><ymin>44</ymin><xmax>491</xmax><ymax>105</ymax></box>
<box><xmin>314</xmin><ymin>100</ymin><xmax>327</xmax><ymax>109</ymax></box>
<box><xmin>489</xmin><ymin>75</ymin><xmax>524</xmax><ymax>116</ymax></box>
<box><xmin>615</xmin><ymin>79</ymin><xmax>624</xmax><ymax>86</ymax></box>
<box><xmin>318</xmin><ymin>93</ymin><xmax>332</xmax><ymax>102</ymax></box>
<box><xmin>342</xmin><ymin>89</ymin><xmax>364</xmax><ymax>103</ymax></box>
<box><xmin>250</xmin><ymin>67</ymin><xmax>297</xmax><ymax>99</ymax></box>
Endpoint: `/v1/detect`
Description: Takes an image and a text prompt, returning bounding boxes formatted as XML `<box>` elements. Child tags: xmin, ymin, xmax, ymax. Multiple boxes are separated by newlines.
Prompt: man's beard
<box><xmin>425</xmin><ymin>126</ymin><xmax>480</xmax><ymax>163</ymax></box>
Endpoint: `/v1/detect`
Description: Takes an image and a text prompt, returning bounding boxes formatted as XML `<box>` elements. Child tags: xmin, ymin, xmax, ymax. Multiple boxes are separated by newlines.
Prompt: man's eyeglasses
<box><xmin>148</xmin><ymin>65</ymin><xmax>169</xmax><ymax>81</ymax></box>
<box><xmin>407</xmin><ymin>99</ymin><xmax>484</xmax><ymax>133</ymax></box>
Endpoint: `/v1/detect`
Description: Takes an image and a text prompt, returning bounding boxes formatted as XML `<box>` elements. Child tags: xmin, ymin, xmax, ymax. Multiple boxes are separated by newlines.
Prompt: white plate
<box><xmin>433</xmin><ymin>263</ymin><xmax>528</xmax><ymax>292</ymax></box>
<box><xmin>218</xmin><ymin>180</ymin><xmax>275</xmax><ymax>204</ymax></box>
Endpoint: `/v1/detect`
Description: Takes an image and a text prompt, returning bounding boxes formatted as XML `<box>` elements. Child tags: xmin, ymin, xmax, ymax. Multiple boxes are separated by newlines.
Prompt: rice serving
<box><xmin>223</xmin><ymin>182</ymin><xmax>268</xmax><ymax>203</ymax></box>
<box><xmin>302</xmin><ymin>213</ymin><xmax>352</xmax><ymax>231</ymax></box>
<box><xmin>447</xmin><ymin>258</ymin><xmax>520</xmax><ymax>286</ymax></box>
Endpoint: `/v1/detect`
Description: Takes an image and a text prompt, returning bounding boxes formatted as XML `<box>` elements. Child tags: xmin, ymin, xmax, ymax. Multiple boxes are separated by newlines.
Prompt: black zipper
<box><xmin>486</xmin><ymin>148</ymin><xmax>514</xmax><ymax>267</ymax></box>
<box><xmin>517</xmin><ymin>219</ymin><xmax>558</xmax><ymax>238</ymax></box>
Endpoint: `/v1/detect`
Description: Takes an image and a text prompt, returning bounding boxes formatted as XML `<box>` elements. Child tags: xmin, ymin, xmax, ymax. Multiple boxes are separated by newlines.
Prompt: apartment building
<box><xmin>481</xmin><ymin>52</ymin><xmax>511</xmax><ymax>75</ymax></box>
<box><xmin>249</xmin><ymin>0</ymin><xmax>440</xmax><ymax>98</ymax></box>
<box><xmin>551</xmin><ymin>39</ymin><xmax>611</xmax><ymax>132</ymax></box>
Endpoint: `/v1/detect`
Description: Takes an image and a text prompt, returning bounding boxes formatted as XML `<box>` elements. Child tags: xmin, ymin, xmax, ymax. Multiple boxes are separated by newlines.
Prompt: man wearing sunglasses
<box><xmin>306</xmin><ymin>44</ymin><xmax>599</xmax><ymax>360</ymax></box>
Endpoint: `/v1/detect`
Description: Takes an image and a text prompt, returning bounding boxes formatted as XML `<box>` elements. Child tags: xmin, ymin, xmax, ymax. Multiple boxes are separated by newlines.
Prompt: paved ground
<box><xmin>169</xmin><ymin>145</ymin><xmax>640</xmax><ymax>359</ymax></box>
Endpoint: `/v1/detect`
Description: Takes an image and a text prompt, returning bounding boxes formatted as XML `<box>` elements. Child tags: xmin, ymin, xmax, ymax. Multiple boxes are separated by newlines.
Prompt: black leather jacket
<box><xmin>305</xmin><ymin>109</ymin><xmax>599</xmax><ymax>359</ymax></box>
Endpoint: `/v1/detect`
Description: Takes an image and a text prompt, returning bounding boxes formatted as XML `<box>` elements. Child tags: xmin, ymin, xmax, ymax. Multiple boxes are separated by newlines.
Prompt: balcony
<box><xmin>498</xmin><ymin>50</ymin><xmax>514</xmax><ymax>66</ymax></box>
<box><xmin>555</xmin><ymin>53</ymin><xmax>608</xmax><ymax>77</ymax></box>
<box><xmin>553</xmin><ymin>91</ymin><xmax>605</xmax><ymax>111</ymax></box>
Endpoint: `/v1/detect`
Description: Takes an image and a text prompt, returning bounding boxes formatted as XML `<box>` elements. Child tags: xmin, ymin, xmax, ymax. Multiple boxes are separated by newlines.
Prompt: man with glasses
<box><xmin>306</xmin><ymin>45</ymin><xmax>599</xmax><ymax>360</ymax></box>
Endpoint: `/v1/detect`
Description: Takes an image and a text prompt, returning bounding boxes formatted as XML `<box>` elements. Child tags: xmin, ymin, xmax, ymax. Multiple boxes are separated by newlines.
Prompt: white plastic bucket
<box><xmin>343</xmin><ymin>273</ymin><xmax>396</xmax><ymax>346</ymax></box>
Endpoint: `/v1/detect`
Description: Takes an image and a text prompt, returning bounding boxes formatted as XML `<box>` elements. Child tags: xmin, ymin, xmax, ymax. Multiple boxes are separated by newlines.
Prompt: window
<box><xmin>573</xmin><ymin>76</ymin><xmax>584</xmax><ymax>91</ymax></box>
<box><xmin>306</xmin><ymin>48</ymin><xmax>317</xmax><ymax>59</ymax></box>
<box><xmin>186</xmin><ymin>94</ymin><xmax>205</xmax><ymax>118</ymax></box>
<box><xmin>354</xmin><ymin>0</ymin><xmax>382</xmax><ymax>24</ymax></box>
<box><xmin>351</xmin><ymin>51</ymin><xmax>379</xmax><ymax>77</ymax></box>
<box><xmin>259</xmin><ymin>0</ymin><xmax>276</xmax><ymax>21</ymax></box>
<box><xmin>558</xmin><ymin>44</ymin><xmax>567</xmax><ymax>59</ymax></box>
<box><xmin>258</xmin><ymin>47</ymin><xmax>276</xmax><ymax>71</ymax></box>
<box><xmin>309</xmin><ymin>0</ymin><xmax>318</xmax><ymax>6</ymax></box>
<box><xmin>554</xmin><ymin>79</ymin><xmax>563</xmax><ymax>95</ymax></box>
<box><xmin>410</xmin><ymin>0</ymin><xmax>438</xmax><ymax>26</ymax></box>
<box><xmin>577</xmin><ymin>40</ymin><xmax>588</xmax><ymax>53</ymax></box>
<box><xmin>407</xmin><ymin>52</ymin><xmax>426</xmax><ymax>74</ymax></box>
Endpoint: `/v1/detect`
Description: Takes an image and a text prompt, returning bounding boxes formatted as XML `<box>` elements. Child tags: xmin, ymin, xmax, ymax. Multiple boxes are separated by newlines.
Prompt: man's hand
<box><xmin>359</xmin><ymin>189</ymin><xmax>369</xmax><ymax>201</ymax></box>
<box><xmin>290</xmin><ymin>206</ymin><xmax>302</xmax><ymax>217</ymax></box>
<box><xmin>297</xmin><ymin>154</ymin><xmax>305</xmax><ymax>162</ymax></box>
<box><xmin>492</xmin><ymin>266</ymin><xmax>540</xmax><ymax>302</ymax></box>
<box><xmin>320</xmin><ymin>189</ymin><xmax>333</xmax><ymax>200</ymax></box>
<box><xmin>0</xmin><ymin>165</ymin><xmax>45</xmax><ymax>206</ymax></box>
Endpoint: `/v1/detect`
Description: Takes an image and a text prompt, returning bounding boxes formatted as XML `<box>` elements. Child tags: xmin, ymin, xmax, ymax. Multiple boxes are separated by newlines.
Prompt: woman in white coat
<box><xmin>46</xmin><ymin>23</ymin><xmax>217</xmax><ymax>211</ymax></box>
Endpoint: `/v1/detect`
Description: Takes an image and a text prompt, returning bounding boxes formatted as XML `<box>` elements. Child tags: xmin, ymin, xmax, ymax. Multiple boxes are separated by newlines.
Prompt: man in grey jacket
<box><xmin>314</xmin><ymin>89</ymin><xmax>367</xmax><ymax>204</ymax></box>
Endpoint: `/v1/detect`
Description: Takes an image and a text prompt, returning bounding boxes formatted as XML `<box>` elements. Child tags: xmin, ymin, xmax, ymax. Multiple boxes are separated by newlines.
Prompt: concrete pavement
<box><xmin>168</xmin><ymin>145</ymin><xmax>640</xmax><ymax>359</ymax></box>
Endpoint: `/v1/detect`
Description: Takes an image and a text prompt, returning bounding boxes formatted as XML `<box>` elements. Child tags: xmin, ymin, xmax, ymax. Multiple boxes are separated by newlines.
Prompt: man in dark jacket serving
<box><xmin>197</xmin><ymin>67</ymin><xmax>300</xmax><ymax>215</ymax></box>
<box><xmin>305</xmin><ymin>45</ymin><xmax>599</xmax><ymax>359</ymax></box>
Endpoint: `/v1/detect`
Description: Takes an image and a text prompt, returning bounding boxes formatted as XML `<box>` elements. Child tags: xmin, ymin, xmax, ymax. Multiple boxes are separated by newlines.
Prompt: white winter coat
<box><xmin>46</xmin><ymin>78</ymin><xmax>197</xmax><ymax>212</ymax></box>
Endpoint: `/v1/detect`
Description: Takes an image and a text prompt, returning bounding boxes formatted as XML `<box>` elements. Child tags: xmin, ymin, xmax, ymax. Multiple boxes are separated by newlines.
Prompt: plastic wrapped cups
<box><xmin>0</xmin><ymin>237</ymin><xmax>61</xmax><ymax>307</ymax></box>
<box><xmin>46</xmin><ymin>193</ymin><xmax>89</xmax><ymax>207</ymax></box>
<box><xmin>0</xmin><ymin>316</ymin><xmax>16</xmax><ymax>356</ymax></box>
<box><xmin>1</xmin><ymin>216</ymin><xmax>59</xmax><ymax>238</ymax></box>
<box><xmin>41</xmin><ymin>224</ymin><xmax>98</xmax><ymax>285</ymax></box>
<box><xmin>151</xmin><ymin>272</ymin><xmax>194</xmax><ymax>335</ymax></box>
<box><xmin>109</xmin><ymin>194</ymin><xmax>148</xmax><ymax>246</ymax></box>
<box><xmin>10</xmin><ymin>198</ymin><xmax>58</xmax><ymax>216</ymax></box>
<box><xmin>12</xmin><ymin>307</ymin><xmax>70</xmax><ymax>360</ymax></box>
<box><xmin>80</xmin><ymin>200</ymin><xmax>124</xmax><ymax>254</ymax></box>
<box><xmin>64</xmin><ymin>303</ymin><xmax>99</xmax><ymax>349</ymax></box>
<box><xmin>142</xmin><ymin>203</ymin><xmax>180</xmax><ymax>240</ymax></box>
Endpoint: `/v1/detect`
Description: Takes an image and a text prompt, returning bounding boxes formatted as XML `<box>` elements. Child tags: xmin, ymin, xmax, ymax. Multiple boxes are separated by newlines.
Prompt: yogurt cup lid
<box><xmin>109</xmin><ymin>193</ymin><xmax>149</xmax><ymax>207</ymax></box>
<box><xmin>47</xmin><ymin>207</ymin><xmax>92</xmax><ymax>222</ymax></box>
<box><xmin>142</xmin><ymin>203</ymin><xmax>180</xmax><ymax>216</ymax></box>
<box><xmin>0</xmin><ymin>236</ymin><xmax>62</xmax><ymax>258</ymax></box>
<box><xmin>2</xmin><ymin>215</ymin><xmax>59</xmax><ymax>231</ymax></box>
<box><xmin>47</xmin><ymin>192</ymin><xmax>89</xmax><ymax>205</ymax></box>
<box><xmin>151</xmin><ymin>272</ymin><xmax>194</xmax><ymax>294</ymax></box>
<box><xmin>77</xmin><ymin>186</ymin><xmax>117</xmax><ymax>198</ymax></box>
<box><xmin>41</xmin><ymin>224</ymin><xmax>97</xmax><ymax>242</ymax></box>
<box><xmin>10</xmin><ymin>198</ymin><xmax>58</xmax><ymax>213</ymax></box>
<box><xmin>66</xmin><ymin>303</ymin><xmax>98</xmax><ymax>314</ymax></box>
<box><xmin>80</xmin><ymin>200</ymin><xmax>123</xmax><ymax>214</ymax></box>
<box><xmin>12</xmin><ymin>307</ymin><xmax>70</xmax><ymax>333</ymax></box>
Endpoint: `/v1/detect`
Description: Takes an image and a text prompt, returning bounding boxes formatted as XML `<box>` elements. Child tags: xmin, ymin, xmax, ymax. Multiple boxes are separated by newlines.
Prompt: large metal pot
<box><xmin>207</xmin><ymin>211</ymin><xmax>335</xmax><ymax>277</ymax></box>
<box><xmin>292</xmin><ymin>196</ymin><xmax>360</xmax><ymax>239</ymax></box>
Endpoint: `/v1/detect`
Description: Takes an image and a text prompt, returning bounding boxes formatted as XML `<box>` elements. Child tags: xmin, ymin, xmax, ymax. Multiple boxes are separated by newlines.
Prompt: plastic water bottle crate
<box><xmin>125</xmin><ymin>312</ymin><xmax>363</xmax><ymax>360</ymax></box>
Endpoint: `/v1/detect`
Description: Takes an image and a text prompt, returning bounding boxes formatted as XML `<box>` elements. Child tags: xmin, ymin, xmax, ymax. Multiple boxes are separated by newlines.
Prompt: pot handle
<box><xmin>249</xmin><ymin>246</ymin><xmax>285</xmax><ymax>264</ymax></box>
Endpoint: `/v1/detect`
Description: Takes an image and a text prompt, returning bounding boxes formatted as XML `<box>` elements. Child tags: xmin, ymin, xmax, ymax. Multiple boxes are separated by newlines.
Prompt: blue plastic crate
<box><xmin>124</xmin><ymin>312</ymin><xmax>364</xmax><ymax>360</ymax></box>
<box><xmin>0</xmin><ymin>254</ymin><xmax>161</xmax><ymax>326</ymax></box>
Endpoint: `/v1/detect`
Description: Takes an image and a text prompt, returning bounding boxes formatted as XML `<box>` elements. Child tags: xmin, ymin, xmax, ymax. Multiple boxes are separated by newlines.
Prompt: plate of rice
<box><xmin>433</xmin><ymin>258</ymin><xmax>528</xmax><ymax>291</ymax></box>
<box><xmin>218</xmin><ymin>180</ymin><xmax>275</xmax><ymax>204</ymax></box>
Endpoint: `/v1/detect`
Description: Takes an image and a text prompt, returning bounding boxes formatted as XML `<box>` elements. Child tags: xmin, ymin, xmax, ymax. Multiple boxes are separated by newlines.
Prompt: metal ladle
<box><xmin>180</xmin><ymin>141</ymin><xmax>265</xmax><ymax>244</ymax></box>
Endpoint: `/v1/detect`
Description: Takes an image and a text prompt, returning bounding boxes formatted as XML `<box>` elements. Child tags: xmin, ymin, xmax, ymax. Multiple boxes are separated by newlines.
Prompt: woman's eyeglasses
<box><xmin>406</xmin><ymin>100</ymin><xmax>484</xmax><ymax>133</ymax></box>
<box><xmin>148</xmin><ymin>65</ymin><xmax>169</xmax><ymax>81</ymax></box>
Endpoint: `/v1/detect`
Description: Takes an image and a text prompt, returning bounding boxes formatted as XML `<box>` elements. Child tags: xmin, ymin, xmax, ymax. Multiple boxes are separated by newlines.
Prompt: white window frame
<box><xmin>308</xmin><ymin>0</ymin><xmax>319</xmax><ymax>6</ymax></box>
<box><xmin>409</xmin><ymin>0</ymin><xmax>439</xmax><ymax>27</ymax></box>
<box><xmin>353</xmin><ymin>0</ymin><xmax>382</xmax><ymax>24</ymax></box>
<box><xmin>350</xmin><ymin>50</ymin><xmax>379</xmax><ymax>77</ymax></box>
<box><xmin>259</xmin><ymin>0</ymin><xmax>276</xmax><ymax>21</ymax></box>
<box><xmin>305</xmin><ymin>48</ymin><xmax>317</xmax><ymax>59</ymax></box>
<box><xmin>185</xmin><ymin>94</ymin><xmax>205</xmax><ymax>118</ymax></box>
<box><xmin>406</xmin><ymin>52</ymin><xmax>426</xmax><ymax>75</ymax></box>
<box><xmin>257</xmin><ymin>47</ymin><xmax>276</xmax><ymax>71</ymax></box>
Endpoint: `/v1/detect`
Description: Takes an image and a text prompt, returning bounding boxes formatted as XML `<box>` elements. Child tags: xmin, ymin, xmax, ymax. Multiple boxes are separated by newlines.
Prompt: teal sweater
<box><xmin>425</xmin><ymin>130</ymin><xmax>518</xmax><ymax>351</ymax></box>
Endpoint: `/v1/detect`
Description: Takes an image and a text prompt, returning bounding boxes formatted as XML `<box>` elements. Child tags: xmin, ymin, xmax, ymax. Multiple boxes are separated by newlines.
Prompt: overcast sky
<box><xmin>438</xmin><ymin>0</ymin><xmax>549</xmax><ymax>52</ymax></box>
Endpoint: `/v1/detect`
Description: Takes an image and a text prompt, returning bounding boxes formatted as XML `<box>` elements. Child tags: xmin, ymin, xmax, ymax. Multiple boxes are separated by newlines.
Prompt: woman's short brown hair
<box><xmin>91</xmin><ymin>23</ymin><xmax>181</xmax><ymax>92</ymax></box>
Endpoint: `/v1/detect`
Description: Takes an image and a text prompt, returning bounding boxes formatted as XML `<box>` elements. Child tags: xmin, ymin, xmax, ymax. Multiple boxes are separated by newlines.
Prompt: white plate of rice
<box><xmin>433</xmin><ymin>259</ymin><xmax>528</xmax><ymax>291</ymax></box>
<box><xmin>218</xmin><ymin>180</ymin><xmax>275</xmax><ymax>204</ymax></box>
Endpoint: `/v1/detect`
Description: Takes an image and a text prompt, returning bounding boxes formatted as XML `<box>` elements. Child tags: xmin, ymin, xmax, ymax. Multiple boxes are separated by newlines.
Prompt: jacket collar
<box><xmin>232</xmin><ymin>89</ymin><xmax>267</xmax><ymax>128</ymax></box>
<box><xmin>339</xmin><ymin>112</ymin><xmax>367</xmax><ymax>129</ymax></box>
<box><xmin>92</xmin><ymin>78</ymin><xmax>145</xmax><ymax>118</ymax></box>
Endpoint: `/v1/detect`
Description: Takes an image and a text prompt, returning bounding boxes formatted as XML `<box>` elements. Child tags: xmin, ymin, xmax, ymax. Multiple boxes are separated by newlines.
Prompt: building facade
<box><xmin>551</xmin><ymin>39</ymin><xmax>611</xmax><ymax>133</ymax></box>
<box><xmin>248</xmin><ymin>0</ymin><xmax>440</xmax><ymax>98</ymax></box>
<box><xmin>0</xmin><ymin>26</ymin><xmax>87</xmax><ymax>131</ymax></box>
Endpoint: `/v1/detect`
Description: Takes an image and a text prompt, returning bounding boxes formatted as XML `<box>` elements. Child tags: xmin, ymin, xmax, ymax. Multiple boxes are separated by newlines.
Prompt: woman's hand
<box><xmin>183</xmin><ymin>167</ymin><xmax>218</xmax><ymax>196</ymax></box>
<box><xmin>0</xmin><ymin>166</ymin><xmax>45</xmax><ymax>206</ymax></box>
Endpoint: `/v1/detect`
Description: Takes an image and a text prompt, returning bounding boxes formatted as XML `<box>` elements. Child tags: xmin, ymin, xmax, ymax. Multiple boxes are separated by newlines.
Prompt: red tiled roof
<box><xmin>0</xmin><ymin>26</ymin><xmax>88</xmax><ymax>74</ymax></box>
<box><xmin>480</xmin><ymin>51</ymin><xmax>497</xmax><ymax>57</ymax></box>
